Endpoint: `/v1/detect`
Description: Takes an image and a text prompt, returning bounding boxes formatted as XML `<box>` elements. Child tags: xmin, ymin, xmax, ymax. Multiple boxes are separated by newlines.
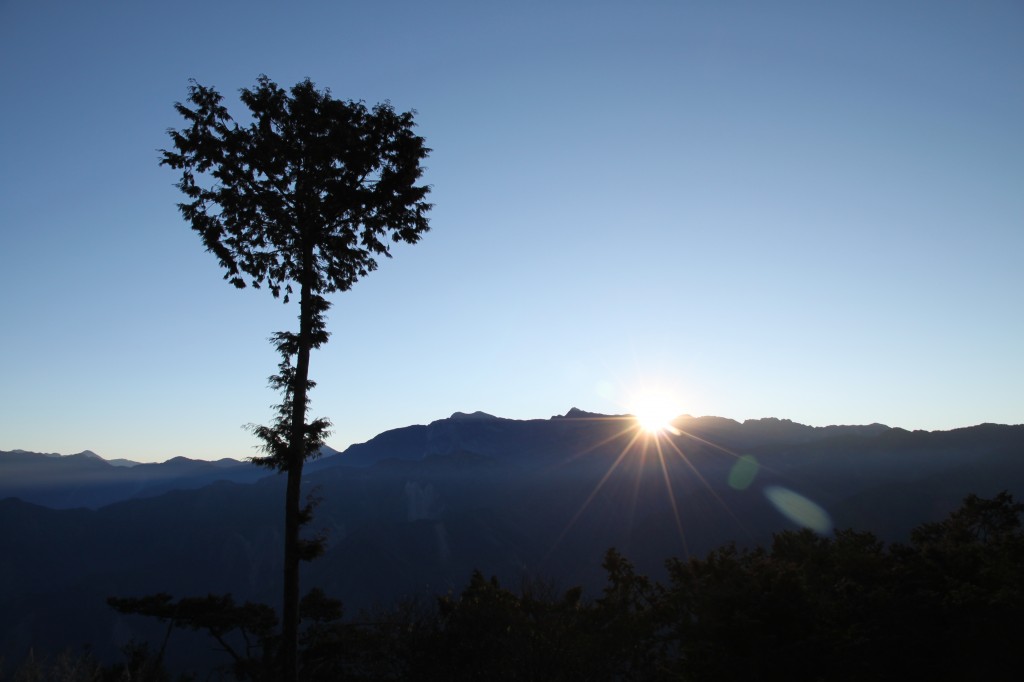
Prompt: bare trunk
<box><xmin>281</xmin><ymin>458</ymin><xmax>303</xmax><ymax>682</ymax></box>
<box><xmin>281</xmin><ymin>266</ymin><xmax>314</xmax><ymax>682</ymax></box>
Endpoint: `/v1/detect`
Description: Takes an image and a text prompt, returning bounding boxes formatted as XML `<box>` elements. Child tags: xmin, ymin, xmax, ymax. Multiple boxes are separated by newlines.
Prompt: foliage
<box><xmin>161</xmin><ymin>75</ymin><xmax>432</xmax><ymax>302</ymax></box>
<box><xmin>427</xmin><ymin>571</ymin><xmax>589</xmax><ymax>680</ymax></box>
<box><xmin>662</xmin><ymin>530</ymin><xmax>892</xmax><ymax>681</ymax></box>
<box><xmin>659</xmin><ymin>491</ymin><xmax>1024</xmax><ymax>681</ymax></box>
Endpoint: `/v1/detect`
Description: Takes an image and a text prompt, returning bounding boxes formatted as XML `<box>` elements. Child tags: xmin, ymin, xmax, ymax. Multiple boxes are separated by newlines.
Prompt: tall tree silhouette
<box><xmin>161</xmin><ymin>75</ymin><xmax>431</xmax><ymax>681</ymax></box>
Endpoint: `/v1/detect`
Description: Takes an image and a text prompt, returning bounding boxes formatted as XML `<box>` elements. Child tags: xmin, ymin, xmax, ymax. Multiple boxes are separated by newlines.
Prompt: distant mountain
<box><xmin>0</xmin><ymin>449</ymin><xmax>269</xmax><ymax>509</ymax></box>
<box><xmin>106</xmin><ymin>458</ymin><xmax>140</xmax><ymax>467</ymax></box>
<box><xmin>1</xmin><ymin>411</ymin><xmax>1022</xmax><ymax>669</ymax></box>
<box><xmin>0</xmin><ymin>444</ymin><xmax>345</xmax><ymax>510</ymax></box>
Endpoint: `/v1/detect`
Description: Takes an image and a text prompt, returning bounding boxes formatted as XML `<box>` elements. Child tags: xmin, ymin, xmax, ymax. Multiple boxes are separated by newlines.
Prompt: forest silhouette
<box><xmin>5</xmin><ymin>491</ymin><xmax>1022</xmax><ymax>680</ymax></box>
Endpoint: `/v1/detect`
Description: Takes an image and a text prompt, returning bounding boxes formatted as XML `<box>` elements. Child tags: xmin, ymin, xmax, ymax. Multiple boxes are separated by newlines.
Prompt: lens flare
<box><xmin>764</xmin><ymin>485</ymin><xmax>832</xmax><ymax>534</ymax></box>
<box><xmin>728</xmin><ymin>455</ymin><xmax>760</xmax><ymax>490</ymax></box>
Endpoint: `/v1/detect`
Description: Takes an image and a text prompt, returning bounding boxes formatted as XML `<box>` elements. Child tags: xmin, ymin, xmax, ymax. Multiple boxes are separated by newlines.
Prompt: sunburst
<box><xmin>629</xmin><ymin>389</ymin><xmax>682</xmax><ymax>436</ymax></box>
<box><xmin>543</xmin><ymin>390</ymin><xmax>760</xmax><ymax>565</ymax></box>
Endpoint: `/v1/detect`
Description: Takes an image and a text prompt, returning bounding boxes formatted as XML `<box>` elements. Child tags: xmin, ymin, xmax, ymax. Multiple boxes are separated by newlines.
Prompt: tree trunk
<box><xmin>281</xmin><ymin>266</ymin><xmax>314</xmax><ymax>682</ymax></box>
<box><xmin>281</xmin><ymin>459</ymin><xmax>303</xmax><ymax>682</ymax></box>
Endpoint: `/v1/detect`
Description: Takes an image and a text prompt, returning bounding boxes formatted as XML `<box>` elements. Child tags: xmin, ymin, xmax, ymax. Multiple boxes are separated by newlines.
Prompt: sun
<box><xmin>629</xmin><ymin>390</ymin><xmax>682</xmax><ymax>436</ymax></box>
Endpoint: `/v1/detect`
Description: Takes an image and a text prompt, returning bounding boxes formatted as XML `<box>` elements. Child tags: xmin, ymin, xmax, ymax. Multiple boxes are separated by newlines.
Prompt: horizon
<box><xmin>2</xmin><ymin>1</ymin><xmax>1021</xmax><ymax>463</ymax></box>
<box><xmin>8</xmin><ymin>407</ymin><xmax>1021</xmax><ymax>465</ymax></box>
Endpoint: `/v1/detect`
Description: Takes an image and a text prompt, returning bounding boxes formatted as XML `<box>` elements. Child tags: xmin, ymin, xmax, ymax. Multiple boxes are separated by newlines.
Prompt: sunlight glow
<box><xmin>629</xmin><ymin>389</ymin><xmax>682</xmax><ymax>436</ymax></box>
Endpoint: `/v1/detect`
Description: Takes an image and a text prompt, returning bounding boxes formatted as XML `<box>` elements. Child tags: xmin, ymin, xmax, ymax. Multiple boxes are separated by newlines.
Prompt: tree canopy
<box><xmin>163</xmin><ymin>75</ymin><xmax>431</xmax><ymax>301</ymax></box>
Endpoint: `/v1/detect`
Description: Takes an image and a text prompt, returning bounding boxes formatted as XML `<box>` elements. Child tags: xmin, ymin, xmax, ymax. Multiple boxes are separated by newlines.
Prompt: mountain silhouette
<box><xmin>1</xmin><ymin>410</ymin><xmax>1022</xmax><ymax>666</ymax></box>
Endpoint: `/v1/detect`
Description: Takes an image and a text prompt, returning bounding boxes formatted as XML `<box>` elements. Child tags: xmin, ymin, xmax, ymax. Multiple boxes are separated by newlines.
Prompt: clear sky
<box><xmin>1</xmin><ymin>0</ymin><xmax>1021</xmax><ymax>463</ymax></box>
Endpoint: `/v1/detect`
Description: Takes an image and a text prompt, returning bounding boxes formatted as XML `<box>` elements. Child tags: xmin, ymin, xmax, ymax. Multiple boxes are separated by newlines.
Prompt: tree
<box><xmin>160</xmin><ymin>75</ymin><xmax>431</xmax><ymax>681</ymax></box>
<box><xmin>108</xmin><ymin>593</ymin><xmax>279</xmax><ymax>681</ymax></box>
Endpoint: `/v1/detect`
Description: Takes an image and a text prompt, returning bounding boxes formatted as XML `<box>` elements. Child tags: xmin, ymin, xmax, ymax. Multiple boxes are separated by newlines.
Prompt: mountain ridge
<box><xmin>9</xmin><ymin>409</ymin><xmax>1014</xmax><ymax>468</ymax></box>
<box><xmin>1</xmin><ymin>413</ymin><xmax>1022</xmax><ymax>666</ymax></box>
<box><xmin>5</xmin><ymin>411</ymin><xmax>1013</xmax><ymax>508</ymax></box>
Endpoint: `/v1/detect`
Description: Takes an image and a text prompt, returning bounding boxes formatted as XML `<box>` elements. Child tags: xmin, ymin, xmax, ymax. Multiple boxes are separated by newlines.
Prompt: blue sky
<box><xmin>1</xmin><ymin>0</ymin><xmax>1021</xmax><ymax>462</ymax></box>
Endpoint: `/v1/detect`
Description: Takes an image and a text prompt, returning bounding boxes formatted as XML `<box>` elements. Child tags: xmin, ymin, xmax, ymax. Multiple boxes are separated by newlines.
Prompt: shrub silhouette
<box><xmin>108</xmin><ymin>491</ymin><xmax>1024</xmax><ymax>681</ymax></box>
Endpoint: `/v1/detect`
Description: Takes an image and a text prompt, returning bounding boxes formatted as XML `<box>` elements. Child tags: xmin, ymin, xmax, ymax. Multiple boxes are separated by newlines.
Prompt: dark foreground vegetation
<box><xmin>4</xmin><ymin>492</ymin><xmax>1022</xmax><ymax>681</ymax></box>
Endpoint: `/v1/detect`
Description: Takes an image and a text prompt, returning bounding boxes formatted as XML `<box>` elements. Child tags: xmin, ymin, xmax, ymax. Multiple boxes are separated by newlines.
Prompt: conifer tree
<box><xmin>161</xmin><ymin>75</ymin><xmax>431</xmax><ymax>681</ymax></box>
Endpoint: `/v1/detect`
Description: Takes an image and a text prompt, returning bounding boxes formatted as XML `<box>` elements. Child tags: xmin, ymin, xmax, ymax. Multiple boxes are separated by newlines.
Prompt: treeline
<box><xmin>5</xmin><ymin>492</ymin><xmax>1023</xmax><ymax>681</ymax></box>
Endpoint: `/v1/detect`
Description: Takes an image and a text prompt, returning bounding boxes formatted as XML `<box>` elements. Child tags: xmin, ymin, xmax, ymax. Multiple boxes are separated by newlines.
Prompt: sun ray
<box><xmin>557</xmin><ymin>415</ymin><xmax>641</xmax><ymax>464</ymax></box>
<box><xmin>653</xmin><ymin>434</ymin><xmax>690</xmax><ymax>557</ymax></box>
<box><xmin>675</xmin><ymin>421</ymin><xmax>786</xmax><ymax>475</ymax></box>
<box><xmin>544</xmin><ymin>427</ymin><xmax>648</xmax><ymax>562</ymax></box>
<box><xmin>659</xmin><ymin>435</ymin><xmax>756</xmax><ymax>543</ymax></box>
<box><xmin>542</xmin><ymin>402</ymin><xmax>792</xmax><ymax>568</ymax></box>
